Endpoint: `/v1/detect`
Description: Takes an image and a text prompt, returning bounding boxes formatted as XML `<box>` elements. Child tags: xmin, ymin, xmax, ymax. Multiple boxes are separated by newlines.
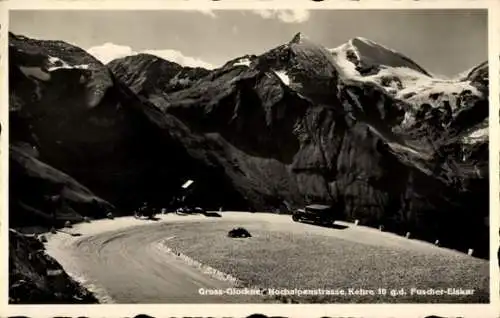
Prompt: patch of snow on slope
<box><xmin>401</xmin><ymin>111</ymin><xmax>416</xmax><ymax>128</ymax></box>
<box><xmin>233</xmin><ymin>58</ymin><xmax>251</xmax><ymax>67</ymax></box>
<box><xmin>329</xmin><ymin>40</ymin><xmax>482</xmax><ymax>111</ymax></box>
<box><xmin>169</xmin><ymin>72</ymin><xmax>191</xmax><ymax>86</ymax></box>
<box><xmin>273</xmin><ymin>70</ymin><xmax>290</xmax><ymax>86</ymax></box>
<box><xmin>48</xmin><ymin>56</ymin><xmax>62</xmax><ymax>64</ymax></box>
<box><xmin>387</xmin><ymin>141</ymin><xmax>425</xmax><ymax>158</ymax></box>
<box><xmin>46</xmin><ymin>55</ymin><xmax>90</xmax><ymax>72</ymax></box>
<box><xmin>366</xmin><ymin>124</ymin><xmax>431</xmax><ymax>162</ymax></box>
<box><xmin>369</xmin><ymin>67</ymin><xmax>432</xmax><ymax>88</ymax></box>
<box><xmin>462</xmin><ymin>126</ymin><xmax>488</xmax><ymax>145</ymax></box>
<box><xmin>348</xmin><ymin>37</ymin><xmax>432</xmax><ymax>77</ymax></box>
<box><xmin>329</xmin><ymin>43</ymin><xmax>360</xmax><ymax>79</ymax></box>
<box><xmin>398</xmin><ymin>80</ymin><xmax>481</xmax><ymax>111</ymax></box>
<box><xmin>330</xmin><ymin>42</ymin><xmax>432</xmax><ymax>89</ymax></box>
<box><xmin>399</xmin><ymin>79</ymin><xmax>475</xmax><ymax>97</ymax></box>
<box><xmin>50</xmin><ymin>64</ymin><xmax>90</xmax><ymax>71</ymax></box>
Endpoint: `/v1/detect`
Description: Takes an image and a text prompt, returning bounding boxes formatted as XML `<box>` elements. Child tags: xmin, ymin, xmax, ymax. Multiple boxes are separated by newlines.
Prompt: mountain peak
<box><xmin>349</xmin><ymin>37</ymin><xmax>393</xmax><ymax>52</ymax></box>
<box><xmin>350</xmin><ymin>36</ymin><xmax>376</xmax><ymax>44</ymax></box>
<box><xmin>290</xmin><ymin>32</ymin><xmax>308</xmax><ymax>44</ymax></box>
<box><xmin>335</xmin><ymin>36</ymin><xmax>433</xmax><ymax>78</ymax></box>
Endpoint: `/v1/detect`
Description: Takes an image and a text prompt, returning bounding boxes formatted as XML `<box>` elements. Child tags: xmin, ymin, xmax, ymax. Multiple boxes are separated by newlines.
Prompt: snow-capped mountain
<box><xmin>329</xmin><ymin>36</ymin><xmax>485</xmax><ymax>112</ymax></box>
<box><xmin>331</xmin><ymin>37</ymin><xmax>432</xmax><ymax>77</ymax></box>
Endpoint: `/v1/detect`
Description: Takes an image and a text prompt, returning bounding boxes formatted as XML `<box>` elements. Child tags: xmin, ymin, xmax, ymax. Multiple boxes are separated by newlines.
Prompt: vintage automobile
<box><xmin>175</xmin><ymin>206</ymin><xmax>205</xmax><ymax>214</ymax></box>
<box><xmin>134</xmin><ymin>202</ymin><xmax>157</xmax><ymax>219</ymax></box>
<box><xmin>292</xmin><ymin>204</ymin><xmax>336</xmax><ymax>225</ymax></box>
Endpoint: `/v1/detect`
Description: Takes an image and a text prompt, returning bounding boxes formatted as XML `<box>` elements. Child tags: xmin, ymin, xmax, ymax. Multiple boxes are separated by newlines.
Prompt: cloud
<box><xmin>87</xmin><ymin>43</ymin><xmax>135</xmax><ymax>65</ymax></box>
<box><xmin>142</xmin><ymin>49</ymin><xmax>215</xmax><ymax>69</ymax></box>
<box><xmin>86</xmin><ymin>43</ymin><xmax>215</xmax><ymax>69</ymax></box>
<box><xmin>251</xmin><ymin>9</ymin><xmax>310</xmax><ymax>24</ymax></box>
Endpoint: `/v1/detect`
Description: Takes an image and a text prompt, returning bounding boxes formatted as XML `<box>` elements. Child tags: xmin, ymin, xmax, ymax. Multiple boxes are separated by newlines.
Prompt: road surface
<box><xmin>44</xmin><ymin>212</ymin><xmax>489</xmax><ymax>304</ymax></box>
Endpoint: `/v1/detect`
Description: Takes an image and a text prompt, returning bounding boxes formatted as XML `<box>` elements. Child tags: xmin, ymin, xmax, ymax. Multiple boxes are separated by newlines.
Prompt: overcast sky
<box><xmin>9</xmin><ymin>9</ymin><xmax>487</xmax><ymax>76</ymax></box>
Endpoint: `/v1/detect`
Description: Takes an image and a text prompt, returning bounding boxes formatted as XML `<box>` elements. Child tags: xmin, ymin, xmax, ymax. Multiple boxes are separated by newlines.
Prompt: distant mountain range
<box><xmin>9</xmin><ymin>32</ymin><xmax>489</xmax><ymax>259</ymax></box>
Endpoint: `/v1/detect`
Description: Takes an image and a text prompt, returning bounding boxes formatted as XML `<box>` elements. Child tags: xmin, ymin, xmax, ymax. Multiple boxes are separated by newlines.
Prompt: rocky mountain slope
<box><xmin>108</xmin><ymin>53</ymin><xmax>210</xmax><ymax>96</ymax></box>
<box><xmin>9</xmin><ymin>228</ymin><xmax>98</xmax><ymax>304</ymax></box>
<box><xmin>9</xmin><ymin>32</ymin><xmax>231</xmax><ymax>217</ymax></box>
<box><xmin>9</xmin><ymin>32</ymin><xmax>489</xmax><ymax>260</ymax></box>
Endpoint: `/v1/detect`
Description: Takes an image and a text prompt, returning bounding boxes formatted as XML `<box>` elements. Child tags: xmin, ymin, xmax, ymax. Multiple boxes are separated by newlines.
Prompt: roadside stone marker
<box><xmin>468</xmin><ymin>248</ymin><xmax>474</xmax><ymax>256</ymax></box>
<box><xmin>354</xmin><ymin>219</ymin><xmax>359</xmax><ymax>225</ymax></box>
<box><xmin>405</xmin><ymin>232</ymin><xmax>411</xmax><ymax>238</ymax></box>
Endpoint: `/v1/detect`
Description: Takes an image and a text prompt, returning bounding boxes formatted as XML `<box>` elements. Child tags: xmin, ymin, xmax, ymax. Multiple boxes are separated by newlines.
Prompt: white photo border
<box><xmin>1</xmin><ymin>1</ymin><xmax>498</xmax><ymax>317</ymax></box>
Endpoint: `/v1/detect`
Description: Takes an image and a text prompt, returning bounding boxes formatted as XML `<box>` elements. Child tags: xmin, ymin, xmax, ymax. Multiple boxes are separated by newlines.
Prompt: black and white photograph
<box><xmin>4</xmin><ymin>2</ymin><xmax>494</xmax><ymax>311</ymax></box>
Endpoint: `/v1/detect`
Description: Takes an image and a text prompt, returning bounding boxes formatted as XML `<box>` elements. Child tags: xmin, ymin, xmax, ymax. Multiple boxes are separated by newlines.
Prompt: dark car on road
<box><xmin>292</xmin><ymin>204</ymin><xmax>336</xmax><ymax>226</ymax></box>
<box><xmin>175</xmin><ymin>206</ymin><xmax>205</xmax><ymax>214</ymax></box>
<box><xmin>134</xmin><ymin>202</ymin><xmax>157</xmax><ymax>219</ymax></box>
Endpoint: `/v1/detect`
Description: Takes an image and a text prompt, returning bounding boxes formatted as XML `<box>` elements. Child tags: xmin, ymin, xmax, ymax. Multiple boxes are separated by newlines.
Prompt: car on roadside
<box><xmin>175</xmin><ymin>206</ymin><xmax>205</xmax><ymax>214</ymax></box>
<box><xmin>292</xmin><ymin>204</ymin><xmax>336</xmax><ymax>226</ymax></box>
<box><xmin>134</xmin><ymin>202</ymin><xmax>157</xmax><ymax>219</ymax></box>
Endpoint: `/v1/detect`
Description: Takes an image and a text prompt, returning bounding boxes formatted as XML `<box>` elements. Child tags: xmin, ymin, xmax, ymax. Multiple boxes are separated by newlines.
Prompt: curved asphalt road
<box><xmin>44</xmin><ymin>212</ymin><xmax>489</xmax><ymax>304</ymax></box>
<box><xmin>46</xmin><ymin>215</ymin><xmax>258</xmax><ymax>303</ymax></box>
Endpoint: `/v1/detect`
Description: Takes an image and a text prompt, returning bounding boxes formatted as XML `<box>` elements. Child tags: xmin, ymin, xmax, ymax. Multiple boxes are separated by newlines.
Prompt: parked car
<box><xmin>175</xmin><ymin>206</ymin><xmax>205</xmax><ymax>214</ymax></box>
<box><xmin>134</xmin><ymin>202</ymin><xmax>157</xmax><ymax>219</ymax></box>
<box><xmin>292</xmin><ymin>204</ymin><xmax>336</xmax><ymax>226</ymax></box>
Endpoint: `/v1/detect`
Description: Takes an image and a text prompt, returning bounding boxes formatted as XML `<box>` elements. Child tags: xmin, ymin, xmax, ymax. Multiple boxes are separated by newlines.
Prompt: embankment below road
<box><xmin>9</xmin><ymin>228</ymin><xmax>98</xmax><ymax>304</ymax></box>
